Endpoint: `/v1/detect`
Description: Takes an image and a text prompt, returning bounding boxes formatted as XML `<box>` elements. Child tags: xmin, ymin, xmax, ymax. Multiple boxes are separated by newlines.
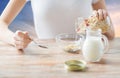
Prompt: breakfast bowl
<box><xmin>56</xmin><ymin>33</ymin><xmax>84</xmax><ymax>53</ymax></box>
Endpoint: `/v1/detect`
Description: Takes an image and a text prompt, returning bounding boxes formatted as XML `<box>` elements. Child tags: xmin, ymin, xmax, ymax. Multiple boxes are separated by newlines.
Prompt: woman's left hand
<box><xmin>93</xmin><ymin>9</ymin><xmax>108</xmax><ymax>20</ymax></box>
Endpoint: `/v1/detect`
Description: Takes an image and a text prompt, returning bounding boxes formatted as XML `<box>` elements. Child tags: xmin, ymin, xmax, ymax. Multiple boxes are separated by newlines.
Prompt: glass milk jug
<box><xmin>82</xmin><ymin>28</ymin><xmax>109</xmax><ymax>62</ymax></box>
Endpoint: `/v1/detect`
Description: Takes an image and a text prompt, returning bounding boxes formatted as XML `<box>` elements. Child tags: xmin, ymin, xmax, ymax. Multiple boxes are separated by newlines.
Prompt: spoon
<box><xmin>30</xmin><ymin>37</ymin><xmax>48</xmax><ymax>49</ymax></box>
<box><xmin>33</xmin><ymin>40</ymin><xmax>48</xmax><ymax>49</ymax></box>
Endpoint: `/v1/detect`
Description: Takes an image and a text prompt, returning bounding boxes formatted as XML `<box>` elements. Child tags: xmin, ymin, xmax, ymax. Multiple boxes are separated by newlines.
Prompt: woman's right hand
<box><xmin>13</xmin><ymin>30</ymin><xmax>32</xmax><ymax>50</ymax></box>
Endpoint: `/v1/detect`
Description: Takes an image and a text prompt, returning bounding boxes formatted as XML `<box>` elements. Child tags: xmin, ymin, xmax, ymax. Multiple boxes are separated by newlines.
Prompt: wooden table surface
<box><xmin>0</xmin><ymin>38</ymin><xmax>120</xmax><ymax>78</ymax></box>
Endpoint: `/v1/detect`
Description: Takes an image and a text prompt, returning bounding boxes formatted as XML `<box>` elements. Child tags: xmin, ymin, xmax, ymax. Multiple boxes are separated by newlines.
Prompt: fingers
<box><xmin>15</xmin><ymin>30</ymin><xmax>29</xmax><ymax>41</ymax></box>
<box><xmin>98</xmin><ymin>9</ymin><xmax>104</xmax><ymax>20</ymax></box>
<box><xmin>102</xmin><ymin>10</ymin><xmax>108</xmax><ymax>20</ymax></box>
<box><xmin>14</xmin><ymin>40</ymin><xmax>28</xmax><ymax>49</ymax></box>
<box><xmin>93</xmin><ymin>10</ymin><xmax>98</xmax><ymax>17</ymax></box>
<box><xmin>14</xmin><ymin>30</ymin><xmax>24</xmax><ymax>41</ymax></box>
<box><xmin>13</xmin><ymin>30</ymin><xmax>32</xmax><ymax>50</ymax></box>
<box><xmin>93</xmin><ymin>9</ymin><xmax>108</xmax><ymax>21</ymax></box>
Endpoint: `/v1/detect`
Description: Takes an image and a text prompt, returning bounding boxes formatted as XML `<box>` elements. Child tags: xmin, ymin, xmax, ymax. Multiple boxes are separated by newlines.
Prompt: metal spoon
<box><xmin>32</xmin><ymin>40</ymin><xmax>48</xmax><ymax>49</ymax></box>
<box><xmin>29</xmin><ymin>36</ymin><xmax>48</xmax><ymax>49</ymax></box>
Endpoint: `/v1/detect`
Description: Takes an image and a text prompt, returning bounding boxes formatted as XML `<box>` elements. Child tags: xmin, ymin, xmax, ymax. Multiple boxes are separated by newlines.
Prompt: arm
<box><xmin>92</xmin><ymin>0</ymin><xmax>115</xmax><ymax>40</ymax></box>
<box><xmin>0</xmin><ymin>0</ymin><xmax>31</xmax><ymax>49</ymax></box>
<box><xmin>1</xmin><ymin>0</ymin><xmax>26</xmax><ymax>25</ymax></box>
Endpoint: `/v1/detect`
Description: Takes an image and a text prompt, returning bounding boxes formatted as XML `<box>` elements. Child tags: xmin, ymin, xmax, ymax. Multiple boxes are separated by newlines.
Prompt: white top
<box><xmin>27</xmin><ymin>0</ymin><xmax>99</xmax><ymax>39</ymax></box>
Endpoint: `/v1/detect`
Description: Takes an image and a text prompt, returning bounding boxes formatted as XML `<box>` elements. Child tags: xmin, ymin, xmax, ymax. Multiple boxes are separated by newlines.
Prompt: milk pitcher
<box><xmin>82</xmin><ymin>28</ymin><xmax>109</xmax><ymax>62</ymax></box>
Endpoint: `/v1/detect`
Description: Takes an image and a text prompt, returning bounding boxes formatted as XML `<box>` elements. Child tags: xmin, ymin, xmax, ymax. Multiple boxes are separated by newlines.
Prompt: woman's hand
<box><xmin>13</xmin><ymin>30</ymin><xmax>32</xmax><ymax>50</ymax></box>
<box><xmin>93</xmin><ymin>9</ymin><xmax>108</xmax><ymax>20</ymax></box>
<box><xmin>93</xmin><ymin>9</ymin><xmax>114</xmax><ymax>40</ymax></box>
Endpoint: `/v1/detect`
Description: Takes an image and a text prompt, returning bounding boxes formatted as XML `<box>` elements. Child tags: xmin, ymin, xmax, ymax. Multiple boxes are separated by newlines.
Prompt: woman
<box><xmin>0</xmin><ymin>0</ymin><xmax>114</xmax><ymax>50</ymax></box>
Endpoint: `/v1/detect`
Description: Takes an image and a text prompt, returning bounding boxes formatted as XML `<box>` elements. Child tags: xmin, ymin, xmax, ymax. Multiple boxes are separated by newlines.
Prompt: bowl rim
<box><xmin>55</xmin><ymin>33</ymin><xmax>83</xmax><ymax>42</ymax></box>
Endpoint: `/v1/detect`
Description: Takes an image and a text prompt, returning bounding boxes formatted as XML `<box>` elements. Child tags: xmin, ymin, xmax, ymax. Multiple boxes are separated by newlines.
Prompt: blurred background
<box><xmin>0</xmin><ymin>0</ymin><xmax>120</xmax><ymax>37</ymax></box>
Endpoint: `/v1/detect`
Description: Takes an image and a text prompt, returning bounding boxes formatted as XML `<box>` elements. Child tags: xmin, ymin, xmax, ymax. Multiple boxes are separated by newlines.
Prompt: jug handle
<box><xmin>102</xmin><ymin>35</ymin><xmax>109</xmax><ymax>53</ymax></box>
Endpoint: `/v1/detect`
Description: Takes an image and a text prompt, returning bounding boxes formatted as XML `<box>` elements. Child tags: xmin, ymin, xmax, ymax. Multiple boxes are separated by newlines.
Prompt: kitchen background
<box><xmin>0</xmin><ymin>0</ymin><xmax>120</xmax><ymax>37</ymax></box>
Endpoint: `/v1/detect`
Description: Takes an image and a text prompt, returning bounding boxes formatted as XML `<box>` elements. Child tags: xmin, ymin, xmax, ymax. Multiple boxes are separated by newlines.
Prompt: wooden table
<box><xmin>0</xmin><ymin>38</ymin><xmax>120</xmax><ymax>78</ymax></box>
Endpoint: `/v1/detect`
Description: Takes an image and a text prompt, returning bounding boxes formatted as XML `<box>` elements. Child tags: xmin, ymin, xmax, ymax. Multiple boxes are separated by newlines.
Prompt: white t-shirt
<box><xmin>27</xmin><ymin>0</ymin><xmax>99</xmax><ymax>39</ymax></box>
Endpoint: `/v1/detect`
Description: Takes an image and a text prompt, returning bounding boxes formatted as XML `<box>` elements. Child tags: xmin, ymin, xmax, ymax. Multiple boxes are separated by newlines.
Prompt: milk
<box><xmin>82</xmin><ymin>37</ymin><xmax>104</xmax><ymax>62</ymax></box>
